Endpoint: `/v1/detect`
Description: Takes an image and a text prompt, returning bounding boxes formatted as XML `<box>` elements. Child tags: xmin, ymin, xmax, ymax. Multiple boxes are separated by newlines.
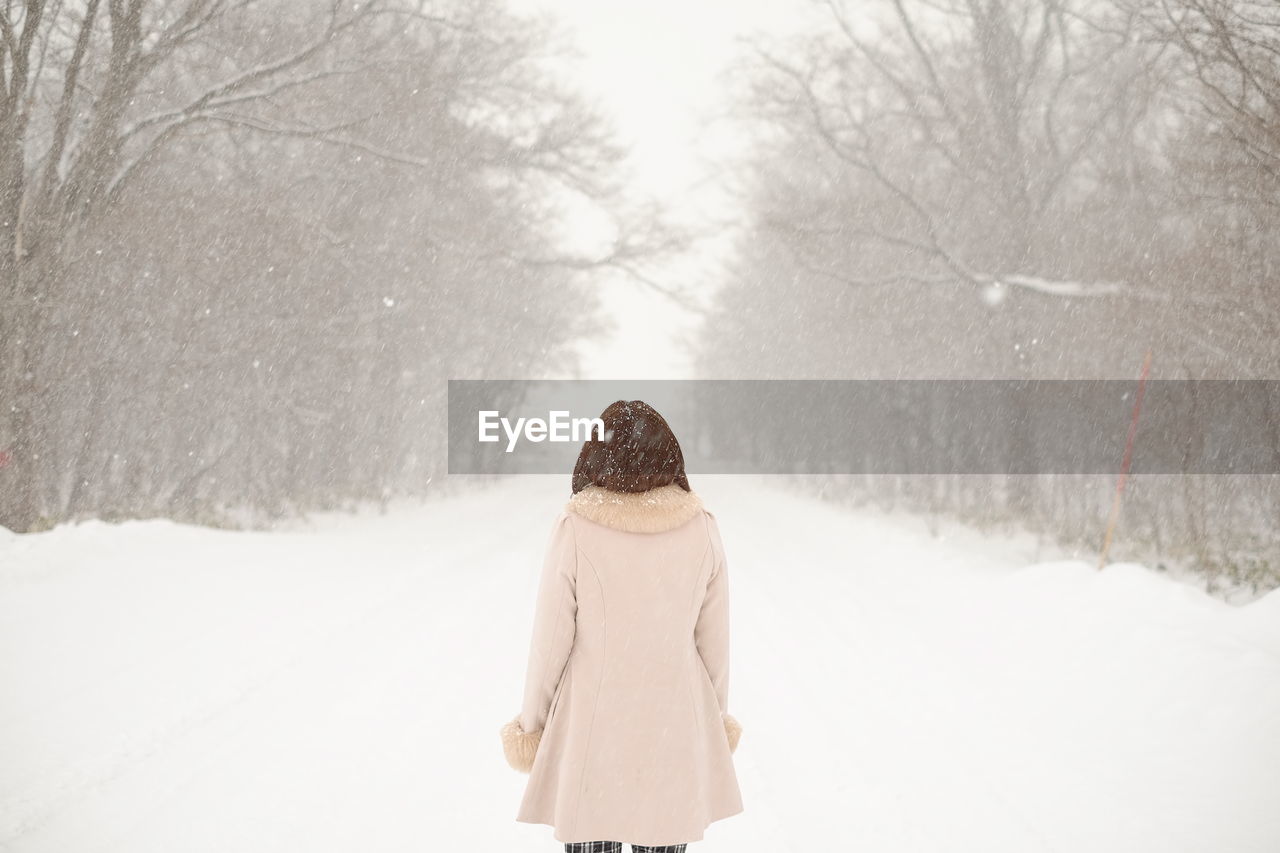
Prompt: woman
<box><xmin>500</xmin><ymin>400</ymin><xmax>744</xmax><ymax>851</ymax></box>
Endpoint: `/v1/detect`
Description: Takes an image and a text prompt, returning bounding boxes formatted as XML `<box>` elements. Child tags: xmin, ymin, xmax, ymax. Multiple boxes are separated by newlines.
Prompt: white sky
<box><xmin>507</xmin><ymin>0</ymin><xmax>813</xmax><ymax>379</ymax></box>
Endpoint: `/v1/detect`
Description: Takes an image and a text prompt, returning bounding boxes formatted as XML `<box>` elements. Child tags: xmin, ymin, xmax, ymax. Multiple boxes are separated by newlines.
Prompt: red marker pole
<box><xmin>1098</xmin><ymin>349</ymin><xmax>1154</xmax><ymax>569</ymax></box>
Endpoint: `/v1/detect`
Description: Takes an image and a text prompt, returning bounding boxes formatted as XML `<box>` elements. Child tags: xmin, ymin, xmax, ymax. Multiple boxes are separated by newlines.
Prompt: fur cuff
<box><xmin>724</xmin><ymin>713</ymin><xmax>743</xmax><ymax>753</ymax></box>
<box><xmin>501</xmin><ymin>714</ymin><xmax>542</xmax><ymax>773</ymax></box>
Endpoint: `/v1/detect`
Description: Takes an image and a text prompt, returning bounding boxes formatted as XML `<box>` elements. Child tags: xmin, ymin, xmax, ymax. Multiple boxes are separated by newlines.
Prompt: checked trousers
<box><xmin>564</xmin><ymin>842</ymin><xmax>687</xmax><ymax>853</ymax></box>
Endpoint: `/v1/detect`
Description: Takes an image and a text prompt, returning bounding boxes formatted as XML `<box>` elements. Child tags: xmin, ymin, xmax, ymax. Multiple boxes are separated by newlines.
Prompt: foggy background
<box><xmin>1</xmin><ymin>0</ymin><xmax>1278</xmax><ymax>593</ymax></box>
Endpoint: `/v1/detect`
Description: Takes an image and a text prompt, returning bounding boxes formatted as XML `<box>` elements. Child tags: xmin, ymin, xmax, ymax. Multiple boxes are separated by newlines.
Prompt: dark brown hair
<box><xmin>571</xmin><ymin>400</ymin><xmax>691</xmax><ymax>494</ymax></box>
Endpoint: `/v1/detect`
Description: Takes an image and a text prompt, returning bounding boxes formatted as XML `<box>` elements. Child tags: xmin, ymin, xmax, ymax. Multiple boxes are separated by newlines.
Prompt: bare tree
<box><xmin>1137</xmin><ymin>0</ymin><xmax>1280</xmax><ymax>371</ymax></box>
<box><xmin>738</xmin><ymin>0</ymin><xmax>1175</xmax><ymax>296</ymax></box>
<box><xmin>1148</xmin><ymin>0</ymin><xmax>1280</xmax><ymax>204</ymax></box>
<box><xmin>699</xmin><ymin>0</ymin><xmax>1279</xmax><ymax>591</ymax></box>
<box><xmin>0</xmin><ymin>0</ymin><xmax>647</xmax><ymax>530</ymax></box>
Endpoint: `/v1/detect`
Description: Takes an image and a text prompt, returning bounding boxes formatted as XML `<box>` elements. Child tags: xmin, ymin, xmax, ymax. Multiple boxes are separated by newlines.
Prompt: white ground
<box><xmin>2</xmin><ymin>476</ymin><xmax>1279</xmax><ymax>853</ymax></box>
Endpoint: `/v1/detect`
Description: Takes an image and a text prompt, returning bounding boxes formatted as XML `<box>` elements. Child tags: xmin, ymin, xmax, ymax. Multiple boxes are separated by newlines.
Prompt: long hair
<box><xmin>571</xmin><ymin>400</ymin><xmax>691</xmax><ymax>494</ymax></box>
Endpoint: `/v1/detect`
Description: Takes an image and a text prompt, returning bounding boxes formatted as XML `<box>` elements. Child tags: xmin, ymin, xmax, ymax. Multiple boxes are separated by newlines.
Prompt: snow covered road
<box><xmin>3</xmin><ymin>477</ymin><xmax>1279</xmax><ymax>852</ymax></box>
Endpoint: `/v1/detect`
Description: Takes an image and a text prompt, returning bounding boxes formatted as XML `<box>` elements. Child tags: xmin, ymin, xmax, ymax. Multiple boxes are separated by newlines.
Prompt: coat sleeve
<box><xmin>695</xmin><ymin>511</ymin><xmax>742</xmax><ymax>753</ymax></box>
<box><xmin>501</xmin><ymin>513</ymin><xmax>578</xmax><ymax>772</ymax></box>
<box><xmin>519</xmin><ymin>512</ymin><xmax>578</xmax><ymax>733</ymax></box>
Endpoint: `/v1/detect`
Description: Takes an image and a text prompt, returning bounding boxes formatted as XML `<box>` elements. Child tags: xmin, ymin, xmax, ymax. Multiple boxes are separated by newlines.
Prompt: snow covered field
<box><xmin>2</xmin><ymin>476</ymin><xmax>1279</xmax><ymax>853</ymax></box>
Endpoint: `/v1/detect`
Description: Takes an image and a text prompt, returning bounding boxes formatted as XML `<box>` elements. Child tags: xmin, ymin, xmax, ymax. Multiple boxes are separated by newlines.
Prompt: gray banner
<box><xmin>447</xmin><ymin>380</ymin><xmax>1280</xmax><ymax>475</ymax></box>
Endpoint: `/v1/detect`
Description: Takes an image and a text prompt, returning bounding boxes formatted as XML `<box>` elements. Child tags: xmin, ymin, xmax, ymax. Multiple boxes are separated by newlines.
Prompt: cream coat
<box><xmin>500</xmin><ymin>484</ymin><xmax>744</xmax><ymax>846</ymax></box>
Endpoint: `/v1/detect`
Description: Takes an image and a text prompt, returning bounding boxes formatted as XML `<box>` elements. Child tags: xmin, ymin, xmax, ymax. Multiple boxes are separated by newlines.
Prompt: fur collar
<box><xmin>567</xmin><ymin>484</ymin><xmax>704</xmax><ymax>533</ymax></box>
